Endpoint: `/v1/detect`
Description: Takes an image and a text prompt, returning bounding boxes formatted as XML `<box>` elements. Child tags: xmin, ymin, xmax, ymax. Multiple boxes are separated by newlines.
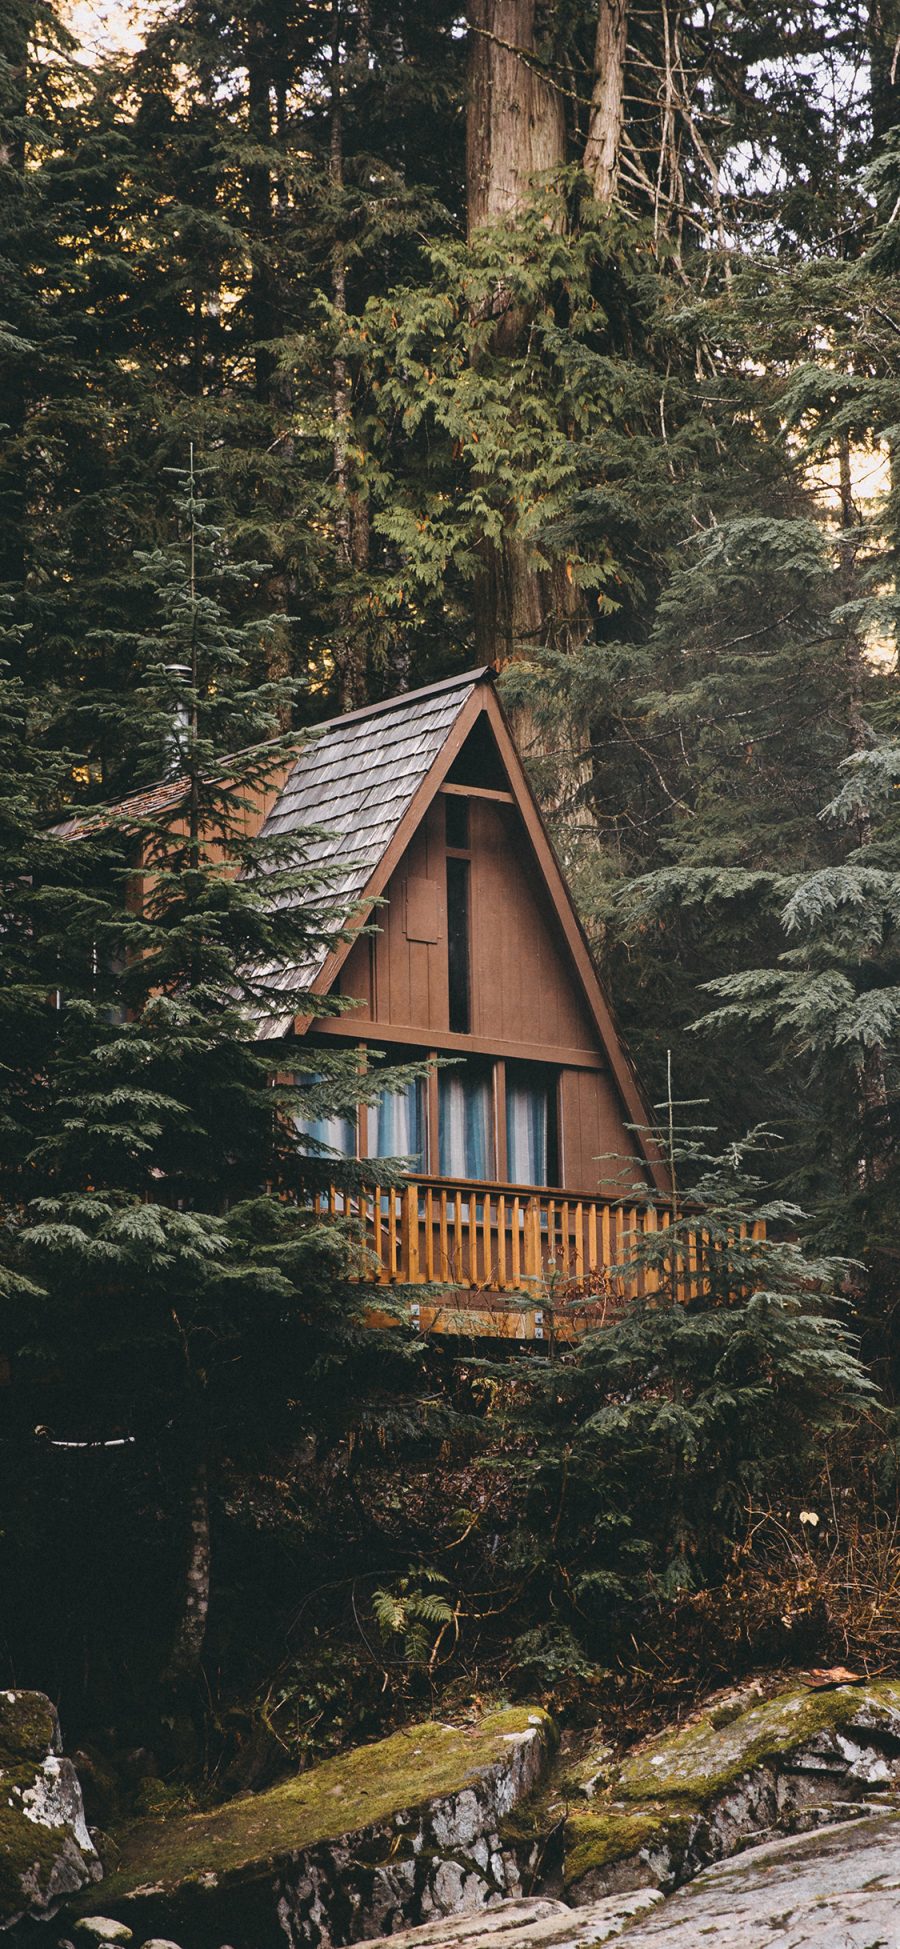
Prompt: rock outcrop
<box><xmin>557</xmin><ymin>1677</ymin><xmax>900</xmax><ymax>1901</ymax></box>
<box><xmin>76</xmin><ymin>1706</ymin><xmax>555</xmax><ymax>1949</ymax></box>
<box><xmin>360</xmin><ymin>1807</ymin><xmax>900</xmax><ymax>1949</ymax></box>
<box><xmin>0</xmin><ymin>1689</ymin><xmax>102</xmax><ymax>1931</ymax></box>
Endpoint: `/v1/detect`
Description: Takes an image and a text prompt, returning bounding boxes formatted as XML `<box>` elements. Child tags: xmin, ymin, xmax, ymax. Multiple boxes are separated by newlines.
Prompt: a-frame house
<box><xmin>254</xmin><ymin>667</ymin><xmax>673</xmax><ymax>1338</ymax></box>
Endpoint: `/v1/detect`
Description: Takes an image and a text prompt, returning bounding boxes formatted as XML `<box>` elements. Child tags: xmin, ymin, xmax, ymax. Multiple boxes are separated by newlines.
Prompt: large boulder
<box><xmin>71</xmin><ymin>1706</ymin><xmax>555</xmax><ymax>1949</ymax></box>
<box><xmin>0</xmin><ymin>1689</ymin><xmax>102</xmax><ymax>1930</ymax></box>
<box><xmin>559</xmin><ymin>1677</ymin><xmax>900</xmax><ymax>1901</ymax></box>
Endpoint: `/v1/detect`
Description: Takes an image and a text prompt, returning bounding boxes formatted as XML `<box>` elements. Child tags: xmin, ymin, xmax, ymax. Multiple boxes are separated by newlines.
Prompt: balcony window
<box><xmin>439</xmin><ymin>1062</ymin><xmax>493</xmax><ymax>1179</ymax></box>
<box><xmin>294</xmin><ymin>1075</ymin><xmax>356</xmax><ymax>1158</ymax></box>
<box><xmin>506</xmin><ymin>1065</ymin><xmax>554</xmax><ymax>1186</ymax></box>
<box><xmin>367</xmin><ymin>1075</ymin><xmax>426</xmax><ymax>1168</ymax></box>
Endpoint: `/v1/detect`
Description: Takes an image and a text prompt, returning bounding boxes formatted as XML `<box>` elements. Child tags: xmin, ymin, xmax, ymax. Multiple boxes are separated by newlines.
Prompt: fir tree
<box><xmin>0</xmin><ymin>466</ymin><xmax>431</xmax><ymax>1711</ymax></box>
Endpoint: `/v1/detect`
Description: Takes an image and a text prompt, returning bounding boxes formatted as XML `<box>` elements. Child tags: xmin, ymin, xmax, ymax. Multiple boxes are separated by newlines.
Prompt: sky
<box><xmin>63</xmin><ymin>0</ymin><xmax>151</xmax><ymax>60</ymax></box>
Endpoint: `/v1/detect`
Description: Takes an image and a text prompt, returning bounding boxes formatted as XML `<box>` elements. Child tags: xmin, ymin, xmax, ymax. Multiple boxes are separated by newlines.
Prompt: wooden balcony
<box><xmin>308</xmin><ymin>1175</ymin><xmax>766</xmax><ymax>1341</ymax></box>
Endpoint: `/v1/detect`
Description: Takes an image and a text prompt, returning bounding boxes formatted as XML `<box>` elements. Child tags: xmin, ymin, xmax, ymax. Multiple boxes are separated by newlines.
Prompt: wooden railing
<box><xmin>306</xmin><ymin>1175</ymin><xmax>766</xmax><ymax>1340</ymax></box>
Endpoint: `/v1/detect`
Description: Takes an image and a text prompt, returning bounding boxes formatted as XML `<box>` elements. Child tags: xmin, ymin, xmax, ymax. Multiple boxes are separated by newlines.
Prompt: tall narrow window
<box><xmin>445</xmin><ymin>792</ymin><xmax>469</xmax><ymax>850</ymax></box>
<box><xmin>446</xmin><ymin>855</ymin><xmax>470</xmax><ymax>1033</ymax></box>
<box><xmin>506</xmin><ymin>1065</ymin><xmax>556</xmax><ymax>1186</ymax></box>
<box><xmin>439</xmin><ymin>1062</ymin><xmax>493</xmax><ymax>1179</ymax></box>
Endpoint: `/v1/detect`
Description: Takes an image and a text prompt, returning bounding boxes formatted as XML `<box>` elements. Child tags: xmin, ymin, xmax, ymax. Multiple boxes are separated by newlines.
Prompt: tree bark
<box><xmin>583</xmin><ymin>0</ymin><xmax>629</xmax><ymax>207</ymax></box>
<box><xmin>466</xmin><ymin>1</ymin><xmax>569</xmax><ymax>671</ymax></box>
<box><xmin>162</xmin><ymin>1454</ymin><xmax>211</xmax><ymax>1690</ymax></box>
<box><xmin>329</xmin><ymin>8</ymin><xmax>370</xmax><ymax>710</ymax></box>
<box><xmin>466</xmin><ymin>0</ymin><xmax>565</xmax><ymax>237</ymax></box>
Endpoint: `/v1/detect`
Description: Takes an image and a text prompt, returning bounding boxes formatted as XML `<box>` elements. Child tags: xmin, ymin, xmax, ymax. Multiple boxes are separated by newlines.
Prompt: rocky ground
<box><xmin>9</xmin><ymin>1676</ymin><xmax>900</xmax><ymax>1946</ymax></box>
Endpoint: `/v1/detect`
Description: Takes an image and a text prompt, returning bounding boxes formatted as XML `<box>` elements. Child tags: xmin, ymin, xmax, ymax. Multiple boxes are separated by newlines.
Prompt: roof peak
<box><xmin>306</xmin><ymin>665</ymin><xmax>492</xmax><ymax>738</ymax></box>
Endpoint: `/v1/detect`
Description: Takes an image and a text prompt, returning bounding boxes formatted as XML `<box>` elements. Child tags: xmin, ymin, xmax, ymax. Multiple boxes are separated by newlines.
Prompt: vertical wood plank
<box><xmin>404</xmin><ymin>1183</ymin><xmax>420</xmax><ymax>1284</ymax></box>
<box><xmin>388</xmin><ymin>1189</ymin><xmax>398</xmax><ymax>1282</ymax></box>
<box><xmin>574</xmin><ymin>1202</ymin><xmax>584</xmax><ymax>1282</ymax></box>
<box><xmin>374</xmin><ymin>1191</ymin><xmax>385</xmax><ymax>1284</ymax></box>
<box><xmin>424</xmin><ymin>1187</ymin><xmax>434</xmax><ymax>1281</ymax></box>
<box><xmin>511</xmin><ymin>1196</ymin><xmax>521</xmax><ymax>1287</ymax></box>
<box><xmin>454</xmin><ymin>1192</ymin><xmax>464</xmax><ymax>1285</ymax></box>
<box><xmin>439</xmin><ymin>1190</ymin><xmax>449</xmax><ymax>1280</ymax></box>
<box><xmin>560</xmin><ymin>1200</ymin><xmax>570</xmax><ymax>1278</ymax></box>
<box><xmin>524</xmin><ymin>1197</ymin><xmax>539</xmax><ymax>1285</ymax></box>
<box><xmin>482</xmin><ymin>1191</ymin><xmax>493</xmax><ymax>1289</ymax></box>
<box><xmin>497</xmin><ymin>1195</ymin><xmax>507</xmax><ymax>1289</ymax></box>
<box><xmin>587</xmin><ymin>1202</ymin><xmax>598</xmax><ymax>1277</ymax></box>
<box><xmin>643</xmin><ymin>1205</ymin><xmax>658</xmax><ymax>1294</ymax></box>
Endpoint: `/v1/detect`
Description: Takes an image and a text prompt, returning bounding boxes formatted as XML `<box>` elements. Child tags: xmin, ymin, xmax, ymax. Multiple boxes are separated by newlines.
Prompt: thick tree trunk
<box><xmin>583</xmin><ymin>0</ymin><xmax>629</xmax><ymax>207</ymax></box>
<box><xmin>466</xmin><ymin>1</ymin><xmax>568</xmax><ymax>671</ymax></box>
<box><xmin>466</xmin><ymin>0</ymin><xmax>565</xmax><ymax>236</ymax></box>
<box><xmin>868</xmin><ymin>0</ymin><xmax>900</xmax><ymax>149</ymax></box>
<box><xmin>162</xmin><ymin>1454</ymin><xmax>211</xmax><ymax>1690</ymax></box>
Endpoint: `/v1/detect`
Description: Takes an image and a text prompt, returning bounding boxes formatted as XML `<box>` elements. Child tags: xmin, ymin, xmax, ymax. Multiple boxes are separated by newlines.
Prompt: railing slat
<box><xmin>388</xmin><ymin>1189</ymin><xmax>398</xmax><ymax>1283</ymax></box>
<box><xmin>439</xmin><ymin>1190</ymin><xmax>449</xmax><ymax>1280</ymax></box>
<box><xmin>587</xmin><ymin>1202</ymin><xmax>598</xmax><ymax>1276</ymax></box>
<box><xmin>482</xmin><ymin>1191</ymin><xmax>493</xmax><ymax>1290</ymax></box>
<box><xmin>404</xmin><ymin>1183</ymin><xmax>420</xmax><ymax>1284</ymax></box>
<box><xmin>424</xmin><ymin>1187</ymin><xmax>434</xmax><ymax>1281</ymax></box>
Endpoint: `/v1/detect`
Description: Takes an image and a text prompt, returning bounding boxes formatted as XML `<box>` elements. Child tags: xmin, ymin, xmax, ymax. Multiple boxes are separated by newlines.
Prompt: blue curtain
<box><xmin>439</xmin><ymin>1068</ymin><xmax>492</xmax><ymax>1178</ymax></box>
<box><xmin>371</xmin><ymin>1079</ymin><xmax>425</xmax><ymax>1166</ymax></box>
<box><xmin>294</xmin><ymin>1074</ymin><xmax>356</xmax><ymax>1157</ymax></box>
<box><xmin>506</xmin><ymin>1072</ymin><xmax>549</xmax><ymax>1185</ymax></box>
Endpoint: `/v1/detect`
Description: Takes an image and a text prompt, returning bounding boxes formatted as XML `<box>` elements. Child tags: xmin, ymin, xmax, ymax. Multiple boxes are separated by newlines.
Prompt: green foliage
<box><xmin>372</xmin><ymin>1568</ymin><xmax>454</xmax><ymax>1667</ymax></box>
<box><xmin>488</xmin><ymin>1130</ymin><xmax>873</xmax><ymax>1645</ymax></box>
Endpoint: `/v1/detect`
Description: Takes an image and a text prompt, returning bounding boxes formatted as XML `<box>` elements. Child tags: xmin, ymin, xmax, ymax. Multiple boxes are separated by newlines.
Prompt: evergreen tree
<box><xmin>495</xmin><ymin>1125</ymin><xmax>874</xmax><ymax>1653</ymax></box>
<box><xmin>0</xmin><ymin>467</ymin><xmax>430</xmax><ymax>1716</ymax></box>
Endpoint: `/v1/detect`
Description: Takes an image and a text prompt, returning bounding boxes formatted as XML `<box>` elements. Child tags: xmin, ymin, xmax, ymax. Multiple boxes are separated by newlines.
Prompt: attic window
<box><xmin>446</xmin><ymin>856</ymin><xmax>470</xmax><ymax>1034</ymax></box>
<box><xmin>445</xmin><ymin>793</ymin><xmax>469</xmax><ymax>850</ymax></box>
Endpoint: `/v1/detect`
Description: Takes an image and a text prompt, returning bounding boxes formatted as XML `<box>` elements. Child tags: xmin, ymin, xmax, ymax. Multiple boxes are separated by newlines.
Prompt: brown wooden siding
<box><xmin>559</xmin><ymin>1067</ymin><xmax>644</xmax><ymax>1197</ymax></box>
<box><xmin>317</xmin><ymin>787</ymin><xmax>648</xmax><ymax>1197</ymax></box>
<box><xmin>468</xmin><ymin>799</ymin><xmax>598</xmax><ymax>1052</ymax></box>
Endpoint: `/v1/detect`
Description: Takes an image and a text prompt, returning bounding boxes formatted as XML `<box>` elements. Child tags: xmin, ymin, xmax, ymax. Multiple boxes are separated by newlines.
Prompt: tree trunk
<box><xmin>329</xmin><ymin>9</ymin><xmax>369</xmax><ymax>710</ymax></box>
<box><xmin>583</xmin><ymin>0</ymin><xmax>629</xmax><ymax>207</ymax></box>
<box><xmin>868</xmin><ymin>0</ymin><xmax>900</xmax><ymax>150</ymax></box>
<box><xmin>162</xmin><ymin>1454</ymin><xmax>211</xmax><ymax>1690</ymax></box>
<box><xmin>466</xmin><ymin>1</ymin><xmax>569</xmax><ymax>672</ymax></box>
<box><xmin>466</xmin><ymin>0</ymin><xmax>566</xmax><ymax>237</ymax></box>
<box><xmin>246</xmin><ymin>12</ymin><xmax>276</xmax><ymax>405</ymax></box>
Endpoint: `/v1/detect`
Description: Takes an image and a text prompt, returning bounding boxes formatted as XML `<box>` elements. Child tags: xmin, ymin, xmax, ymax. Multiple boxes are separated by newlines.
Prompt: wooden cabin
<box><xmin>250</xmin><ymin>667</ymin><xmax>686</xmax><ymax>1338</ymax></box>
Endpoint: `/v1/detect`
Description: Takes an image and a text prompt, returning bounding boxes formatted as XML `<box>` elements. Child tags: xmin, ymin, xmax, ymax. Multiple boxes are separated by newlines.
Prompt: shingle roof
<box><xmin>255</xmin><ymin>668</ymin><xmax>487</xmax><ymax>1036</ymax></box>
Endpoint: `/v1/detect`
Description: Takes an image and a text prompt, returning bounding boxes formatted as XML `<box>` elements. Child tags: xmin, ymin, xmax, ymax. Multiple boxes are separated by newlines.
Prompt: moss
<box><xmin>93</xmin><ymin>1706</ymin><xmax>553</xmax><ymax>1907</ymax></box>
<box><xmin>617</xmin><ymin>1682</ymin><xmax>900</xmax><ymax>1805</ymax></box>
<box><xmin>0</xmin><ymin>1762</ymin><xmax>72</xmax><ymax>1922</ymax></box>
<box><xmin>0</xmin><ymin>1691</ymin><xmax>58</xmax><ymax>1763</ymax></box>
<box><xmin>564</xmin><ymin>1806</ymin><xmax>696</xmax><ymax>1886</ymax></box>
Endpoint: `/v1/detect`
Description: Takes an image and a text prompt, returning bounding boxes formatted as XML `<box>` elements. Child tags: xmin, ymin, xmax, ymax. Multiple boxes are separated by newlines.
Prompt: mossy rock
<box><xmin>0</xmin><ymin>1688</ymin><xmax>59</xmax><ymax>1764</ymax></box>
<box><xmin>564</xmin><ymin>1806</ymin><xmax>697</xmax><ymax>1887</ymax></box>
<box><xmin>66</xmin><ymin>1706</ymin><xmax>554</xmax><ymax>1949</ymax></box>
<box><xmin>0</xmin><ymin>1691</ymin><xmax>102</xmax><ymax>1927</ymax></box>
<box><xmin>562</xmin><ymin>1679</ymin><xmax>900</xmax><ymax>1900</ymax></box>
<box><xmin>616</xmin><ymin>1680</ymin><xmax>900</xmax><ymax>1804</ymax></box>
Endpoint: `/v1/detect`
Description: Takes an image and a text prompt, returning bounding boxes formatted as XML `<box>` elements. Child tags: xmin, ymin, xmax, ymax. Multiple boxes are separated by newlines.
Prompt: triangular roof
<box><xmin>258</xmin><ymin>666</ymin><xmax>668</xmax><ymax>1191</ymax></box>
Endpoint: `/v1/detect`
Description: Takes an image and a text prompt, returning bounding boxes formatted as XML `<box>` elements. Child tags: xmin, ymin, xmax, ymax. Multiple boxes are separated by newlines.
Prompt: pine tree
<box><xmin>0</xmin><ymin>466</ymin><xmax>431</xmax><ymax>1711</ymax></box>
<box><xmin>495</xmin><ymin>1123</ymin><xmax>874</xmax><ymax>1653</ymax></box>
